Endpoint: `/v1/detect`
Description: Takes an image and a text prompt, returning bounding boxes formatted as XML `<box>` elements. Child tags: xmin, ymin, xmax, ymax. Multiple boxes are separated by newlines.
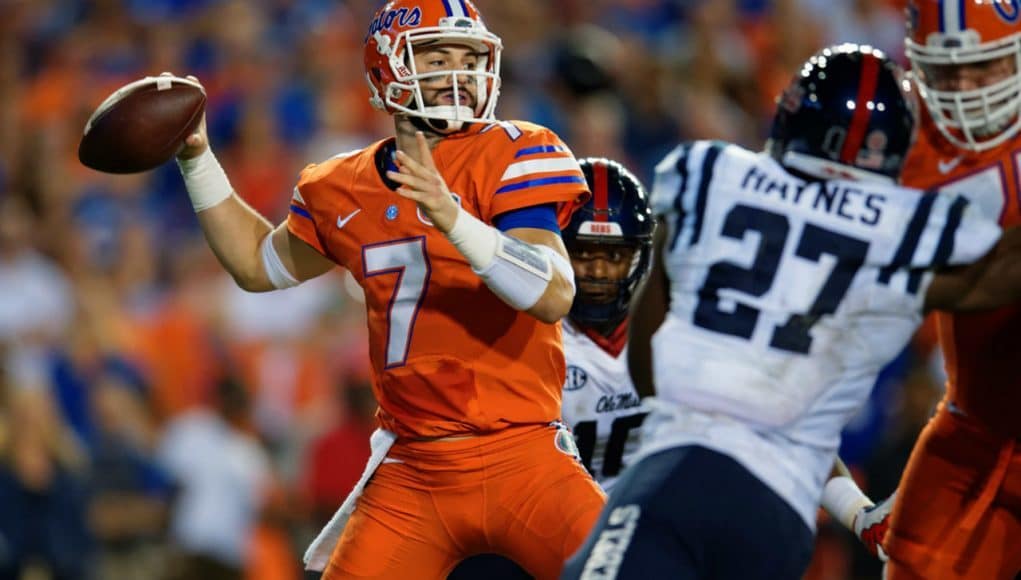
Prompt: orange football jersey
<box><xmin>901</xmin><ymin>113</ymin><xmax>1021</xmax><ymax>438</ymax></box>
<box><xmin>286</xmin><ymin>121</ymin><xmax>589</xmax><ymax>439</ymax></box>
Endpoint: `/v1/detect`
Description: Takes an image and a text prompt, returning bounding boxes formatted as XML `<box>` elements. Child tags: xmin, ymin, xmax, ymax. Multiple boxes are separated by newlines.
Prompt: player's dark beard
<box><xmin>408</xmin><ymin>115</ymin><xmax>446</xmax><ymax>134</ymax></box>
<box><xmin>571</xmin><ymin>276</ymin><xmax>631</xmax><ymax>336</ymax></box>
<box><xmin>585</xmin><ymin>317</ymin><xmax>625</xmax><ymax>337</ymax></box>
<box><xmin>403</xmin><ymin>89</ymin><xmax>477</xmax><ymax>135</ymax></box>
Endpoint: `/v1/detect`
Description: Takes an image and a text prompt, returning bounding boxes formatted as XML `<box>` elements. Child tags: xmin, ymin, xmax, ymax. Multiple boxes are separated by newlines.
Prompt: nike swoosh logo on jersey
<box><xmin>336</xmin><ymin>209</ymin><xmax>361</xmax><ymax>229</ymax></box>
<box><xmin>938</xmin><ymin>156</ymin><xmax>963</xmax><ymax>174</ymax></box>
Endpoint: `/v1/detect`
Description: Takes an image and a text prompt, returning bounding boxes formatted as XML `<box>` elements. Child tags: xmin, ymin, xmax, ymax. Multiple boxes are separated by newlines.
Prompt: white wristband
<box><xmin>476</xmin><ymin>234</ymin><xmax>553</xmax><ymax>310</ymax></box>
<box><xmin>176</xmin><ymin>147</ymin><xmax>234</xmax><ymax>212</ymax></box>
<box><xmin>545</xmin><ymin>244</ymin><xmax>575</xmax><ymax>293</ymax></box>
<box><xmin>445</xmin><ymin>206</ymin><xmax>499</xmax><ymax>271</ymax></box>
<box><xmin>260</xmin><ymin>233</ymin><xmax>300</xmax><ymax>289</ymax></box>
<box><xmin>444</xmin><ymin>205</ymin><xmax>569</xmax><ymax>311</ymax></box>
<box><xmin>821</xmin><ymin>476</ymin><xmax>873</xmax><ymax>531</ymax></box>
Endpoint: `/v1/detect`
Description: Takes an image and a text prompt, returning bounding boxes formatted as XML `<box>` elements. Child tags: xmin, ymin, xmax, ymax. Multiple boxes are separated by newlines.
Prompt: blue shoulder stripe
<box><xmin>290</xmin><ymin>204</ymin><xmax>313</xmax><ymax>220</ymax></box>
<box><xmin>495</xmin><ymin>175</ymin><xmax>584</xmax><ymax>194</ymax></box>
<box><xmin>514</xmin><ymin>145</ymin><xmax>565</xmax><ymax>158</ymax></box>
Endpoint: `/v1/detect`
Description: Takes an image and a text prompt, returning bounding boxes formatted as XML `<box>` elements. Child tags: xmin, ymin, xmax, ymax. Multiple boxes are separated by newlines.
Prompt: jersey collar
<box><xmin>374</xmin><ymin>138</ymin><xmax>401</xmax><ymax>191</ymax></box>
<box><xmin>375</xmin><ymin>121</ymin><xmax>491</xmax><ymax>190</ymax></box>
<box><xmin>578</xmin><ymin>318</ymin><xmax>629</xmax><ymax>358</ymax></box>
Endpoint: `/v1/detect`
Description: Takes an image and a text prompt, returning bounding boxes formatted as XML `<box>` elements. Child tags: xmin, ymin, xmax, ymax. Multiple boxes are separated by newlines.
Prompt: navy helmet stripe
<box><xmin>939</xmin><ymin>0</ymin><xmax>965</xmax><ymax>33</ymax></box>
<box><xmin>442</xmin><ymin>0</ymin><xmax>468</xmax><ymax>17</ymax></box>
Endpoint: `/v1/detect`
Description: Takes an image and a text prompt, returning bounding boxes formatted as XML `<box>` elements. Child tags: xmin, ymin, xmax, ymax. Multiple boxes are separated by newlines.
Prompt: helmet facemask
<box><xmin>566</xmin><ymin>157</ymin><xmax>655</xmax><ymax>330</ymax></box>
<box><xmin>568</xmin><ymin>238</ymin><xmax>652</xmax><ymax>330</ymax></box>
<box><xmin>908</xmin><ymin>31</ymin><xmax>1021</xmax><ymax>152</ymax></box>
<box><xmin>368</xmin><ymin>17</ymin><xmax>502</xmax><ymax>133</ymax></box>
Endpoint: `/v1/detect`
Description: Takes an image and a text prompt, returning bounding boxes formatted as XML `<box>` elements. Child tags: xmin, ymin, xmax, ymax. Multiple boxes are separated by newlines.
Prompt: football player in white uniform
<box><xmin>562</xmin><ymin>43</ymin><xmax>1021</xmax><ymax>580</ymax></box>
<box><xmin>449</xmin><ymin>158</ymin><xmax>653</xmax><ymax>579</ymax></box>
<box><xmin>561</xmin><ymin>158</ymin><xmax>655</xmax><ymax>492</ymax></box>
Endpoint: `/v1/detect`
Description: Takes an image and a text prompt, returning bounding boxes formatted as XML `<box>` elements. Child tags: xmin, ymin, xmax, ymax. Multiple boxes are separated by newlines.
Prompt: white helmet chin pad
<box><xmin>417</xmin><ymin>105</ymin><xmax>474</xmax><ymax>133</ymax></box>
<box><xmin>382</xmin><ymin>25</ymin><xmax>502</xmax><ymax>127</ymax></box>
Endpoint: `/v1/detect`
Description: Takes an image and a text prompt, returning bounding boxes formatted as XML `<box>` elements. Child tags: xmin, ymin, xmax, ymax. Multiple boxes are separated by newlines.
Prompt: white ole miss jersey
<box><xmin>639</xmin><ymin>140</ymin><xmax>1001</xmax><ymax>528</ymax></box>
<box><xmin>561</xmin><ymin>319</ymin><xmax>648</xmax><ymax>492</ymax></box>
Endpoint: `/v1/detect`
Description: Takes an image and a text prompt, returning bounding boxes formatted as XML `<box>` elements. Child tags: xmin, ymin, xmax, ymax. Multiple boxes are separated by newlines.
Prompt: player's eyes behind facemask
<box><xmin>564</xmin><ymin>158</ymin><xmax>655</xmax><ymax>327</ymax></box>
<box><xmin>573</xmin><ymin>243</ymin><xmax>641</xmax><ymax>307</ymax></box>
<box><xmin>363</xmin><ymin>0</ymin><xmax>502</xmax><ymax>134</ymax></box>
<box><xmin>906</xmin><ymin>0</ymin><xmax>1021</xmax><ymax>151</ymax></box>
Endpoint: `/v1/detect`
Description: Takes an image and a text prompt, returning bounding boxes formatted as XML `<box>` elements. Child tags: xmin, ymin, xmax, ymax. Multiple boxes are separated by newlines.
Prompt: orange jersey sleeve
<box><xmin>286</xmin><ymin>157</ymin><xmax>357</xmax><ymax>260</ymax></box>
<box><xmin>902</xmin><ymin>115</ymin><xmax>1021</xmax><ymax>438</ymax></box>
<box><xmin>285</xmin><ymin>128</ymin><xmax>583</xmax><ymax>440</ymax></box>
<box><xmin>902</xmin><ymin>119</ymin><xmax>1020</xmax><ymax>225</ymax></box>
<box><xmin>435</xmin><ymin>121</ymin><xmax>590</xmax><ymax>228</ymax></box>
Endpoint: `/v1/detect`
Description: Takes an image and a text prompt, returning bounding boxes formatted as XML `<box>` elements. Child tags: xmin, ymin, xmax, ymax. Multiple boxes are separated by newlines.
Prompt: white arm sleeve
<box><xmin>445</xmin><ymin>206</ymin><xmax>572</xmax><ymax>310</ymax></box>
<box><xmin>260</xmin><ymin>233</ymin><xmax>300</xmax><ymax>289</ymax></box>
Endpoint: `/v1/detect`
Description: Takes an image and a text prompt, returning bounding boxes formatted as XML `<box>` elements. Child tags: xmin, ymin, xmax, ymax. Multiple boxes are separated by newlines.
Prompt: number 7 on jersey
<box><xmin>363</xmin><ymin>237</ymin><xmax>431</xmax><ymax>368</ymax></box>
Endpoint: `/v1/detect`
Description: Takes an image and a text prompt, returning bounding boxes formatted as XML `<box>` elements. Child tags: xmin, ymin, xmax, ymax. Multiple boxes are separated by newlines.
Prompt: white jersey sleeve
<box><xmin>868</xmin><ymin>187</ymin><xmax>1000</xmax><ymax>311</ymax></box>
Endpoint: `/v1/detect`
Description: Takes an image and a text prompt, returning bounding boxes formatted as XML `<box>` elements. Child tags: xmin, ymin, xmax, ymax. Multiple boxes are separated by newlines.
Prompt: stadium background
<box><xmin>0</xmin><ymin>1</ymin><xmax>939</xmax><ymax>579</ymax></box>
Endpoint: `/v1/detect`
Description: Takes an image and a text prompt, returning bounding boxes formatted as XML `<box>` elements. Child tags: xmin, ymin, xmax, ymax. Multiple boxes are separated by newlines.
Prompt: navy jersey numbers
<box><xmin>769</xmin><ymin>224</ymin><xmax>869</xmax><ymax>353</ymax></box>
<box><xmin>694</xmin><ymin>205</ymin><xmax>788</xmax><ymax>341</ymax></box>
<box><xmin>573</xmin><ymin>412</ymin><xmax>649</xmax><ymax>479</ymax></box>
<box><xmin>692</xmin><ymin>204</ymin><xmax>870</xmax><ymax>355</ymax></box>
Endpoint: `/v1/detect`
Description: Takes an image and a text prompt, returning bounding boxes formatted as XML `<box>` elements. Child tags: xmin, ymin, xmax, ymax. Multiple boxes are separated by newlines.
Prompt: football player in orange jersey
<box><xmin>168</xmin><ymin>1</ymin><xmax>606</xmax><ymax>578</ymax></box>
<box><xmin>878</xmin><ymin>1</ymin><xmax>1021</xmax><ymax>578</ymax></box>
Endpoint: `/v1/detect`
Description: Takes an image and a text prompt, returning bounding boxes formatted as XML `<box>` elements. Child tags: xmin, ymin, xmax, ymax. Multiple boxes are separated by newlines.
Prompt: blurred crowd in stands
<box><xmin>0</xmin><ymin>1</ymin><xmax>939</xmax><ymax>579</ymax></box>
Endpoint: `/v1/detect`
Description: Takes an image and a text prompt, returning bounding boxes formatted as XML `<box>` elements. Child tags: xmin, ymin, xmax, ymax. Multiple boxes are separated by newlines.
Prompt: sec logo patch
<box><xmin>565</xmin><ymin>365</ymin><xmax>588</xmax><ymax>391</ymax></box>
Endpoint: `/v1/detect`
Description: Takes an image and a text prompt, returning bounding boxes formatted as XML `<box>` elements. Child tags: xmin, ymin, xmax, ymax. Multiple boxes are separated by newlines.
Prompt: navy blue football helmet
<box><xmin>564</xmin><ymin>158</ymin><xmax>654</xmax><ymax>328</ymax></box>
<box><xmin>768</xmin><ymin>43</ymin><xmax>918</xmax><ymax>183</ymax></box>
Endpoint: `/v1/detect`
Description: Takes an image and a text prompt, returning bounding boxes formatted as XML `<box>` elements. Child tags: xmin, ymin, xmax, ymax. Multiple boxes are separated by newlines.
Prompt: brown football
<box><xmin>78</xmin><ymin>75</ymin><xmax>206</xmax><ymax>174</ymax></box>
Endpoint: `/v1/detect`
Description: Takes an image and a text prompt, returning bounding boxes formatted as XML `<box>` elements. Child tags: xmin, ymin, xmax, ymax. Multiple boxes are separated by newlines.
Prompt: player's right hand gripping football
<box><xmin>387</xmin><ymin>131</ymin><xmax>460</xmax><ymax>234</ymax></box>
<box><xmin>165</xmin><ymin>72</ymin><xmax>209</xmax><ymax>160</ymax></box>
<box><xmin>853</xmin><ymin>491</ymin><xmax>895</xmax><ymax>561</ymax></box>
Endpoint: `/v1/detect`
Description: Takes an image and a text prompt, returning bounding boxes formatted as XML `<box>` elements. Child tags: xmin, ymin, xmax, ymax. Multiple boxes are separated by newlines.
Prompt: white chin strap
<box><xmin>419</xmin><ymin>105</ymin><xmax>476</xmax><ymax>133</ymax></box>
<box><xmin>920</xmin><ymin>80</ymin><xmax>1021</xmax><ymax>152</ymax></box>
